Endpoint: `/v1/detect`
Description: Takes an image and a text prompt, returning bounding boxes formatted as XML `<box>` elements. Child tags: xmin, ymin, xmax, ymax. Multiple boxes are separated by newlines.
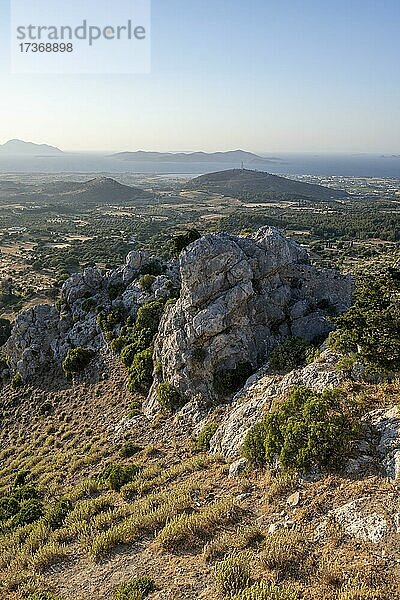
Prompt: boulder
<box><xmin>316</xmin><ymin>497</ymin><xmax>390</xmax><ymax>543</ymax></box>
<box><xmin>228</xmin><ymin>458</ymin><xmax>248</xmax><ymax>478</ymax></box>
<box><xmin>61</xmin><ymin>267</ymin><xmax>104</xmax><ymax>306</ymax></box>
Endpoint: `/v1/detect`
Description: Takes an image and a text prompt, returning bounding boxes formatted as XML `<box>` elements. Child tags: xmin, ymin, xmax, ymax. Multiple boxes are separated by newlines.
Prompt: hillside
<box><xmin>0</xmin><ymin>177</ymin><xmax>153</xmax><ymax>206</ymax></box>
<box><xmin>0</xmin><ymin>228</ymin><xmax>399</xmax><ymax>600</ymax></box>
<box><xmin>184</xmin><ymin>169</ymin><xmax>349</xmax><ymax>201</ymax></box>
<box><xmin>59</xmin><ymin>177</ymin><xmax>154</xmax><ymax>205</ymax></box>
<box><xmin>0</xmin><ymin>139</ymin><xmax>63</xmax><ymax>156</ymax></box>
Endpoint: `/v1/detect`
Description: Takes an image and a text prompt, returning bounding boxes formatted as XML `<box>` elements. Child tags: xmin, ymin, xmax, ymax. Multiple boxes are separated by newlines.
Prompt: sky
<box><xmin>0</xmin><ymin>0</ymin><xmax>400</xmax><ymax>153</ymax></box>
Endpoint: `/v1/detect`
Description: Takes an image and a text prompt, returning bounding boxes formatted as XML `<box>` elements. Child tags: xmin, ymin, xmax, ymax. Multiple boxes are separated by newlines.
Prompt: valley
<box><xmin>0</xmin><ymin>171</ymin><xmax>398</xmax><ymax>320</ymax></box>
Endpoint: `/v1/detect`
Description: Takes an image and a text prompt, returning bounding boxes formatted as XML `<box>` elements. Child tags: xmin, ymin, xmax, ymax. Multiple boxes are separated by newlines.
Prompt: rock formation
<box><xmin>6</xmin><ymin>228</ymin><xmax>352</xmax><ymax>408</ymax></box>
<box><xmin>145</xmin><ymin>227</ymin><xmax>352</xmax><ymax>415</ymax></box>
<box><xmin>6</xmin><ymin>251</ymin><xmax>176</xmax><ymax>380</ymax></box>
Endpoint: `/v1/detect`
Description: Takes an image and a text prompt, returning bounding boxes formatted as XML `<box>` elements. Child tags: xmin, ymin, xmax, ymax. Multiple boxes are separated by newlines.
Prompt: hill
<box><xmin>184</xmin><ymin>168</ymin><xmax>349</xmax><ymax>201</ymax></box>
<box><xmin>111</xmin><ymin>149</ymin><xmax>281</xmax><ymax>167</ymax></box>
<box><xmin>0</xmin><ymin>139</ymin><xmax>63</xmax><ymax>156</ymax></box>
<box><xmin>0</xmin><ymin>176</ymin><xmax>153</xmax><ymax>206</ymax></box>
<box><xmin>56</xmin><ymin>177</ymin><xmax>153</xmax><ymax>205</ymax></box>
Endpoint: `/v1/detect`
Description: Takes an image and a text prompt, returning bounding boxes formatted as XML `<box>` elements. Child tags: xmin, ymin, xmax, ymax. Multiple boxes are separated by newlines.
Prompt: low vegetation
<box><xmin>113</xmin><ymin>576</ymin><xmax>156</xmax><ymax>600</ymax></box>
<box><xmin>196</xmin><ymin>422</ymin><xmax>219</xmax><ymax>451</ymax></box>
<box><xmin>62</xmin><ymin>347</ymin><xmax>93</xmax><ymax>378</ymax></box>
<box><xmin>269</xmin><ymin>337</ymin><xmax>315</xmax><ymax>372</ymax></box>
<box><xmin>213</xmin><ymin>552</ymin><xmax>251</xmax><ymax>597</ymax></box>
<box><xmin>156</xmin><ymin>382</ymin><xmax>183</xmax><ymax>411</ymax></box>
<box><xmin>243</xmin><ymin>386</ymin><xmax>357</xmax><ymax>472</ymax></box>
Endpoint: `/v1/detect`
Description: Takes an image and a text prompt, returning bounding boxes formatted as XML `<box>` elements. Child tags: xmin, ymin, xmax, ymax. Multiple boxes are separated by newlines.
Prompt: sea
<box><xmin>0</xmin><ymin>153</ymin><xmax>399</xmax><ymax>178</ymax></box>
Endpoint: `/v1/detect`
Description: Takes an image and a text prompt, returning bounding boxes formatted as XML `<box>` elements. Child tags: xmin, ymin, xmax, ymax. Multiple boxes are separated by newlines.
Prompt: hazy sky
<box><xmin>0</xmin><ymin>0</ymin><xmax>400</xmax><ymax>153</ymax></box>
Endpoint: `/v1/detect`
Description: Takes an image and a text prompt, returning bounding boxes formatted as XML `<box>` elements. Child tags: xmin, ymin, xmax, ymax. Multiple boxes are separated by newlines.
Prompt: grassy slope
<box><xmin>0</xmin><ymin>357</ymin><xmax>399</xmax><ymax>600</ymax></box>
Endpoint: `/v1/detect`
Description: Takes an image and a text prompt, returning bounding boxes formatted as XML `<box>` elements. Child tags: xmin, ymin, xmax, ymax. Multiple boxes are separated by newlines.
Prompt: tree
<box><xmin>329</xmin><ymin>266</ymin><xmax>400</xmax><ymax>373</ymax></box>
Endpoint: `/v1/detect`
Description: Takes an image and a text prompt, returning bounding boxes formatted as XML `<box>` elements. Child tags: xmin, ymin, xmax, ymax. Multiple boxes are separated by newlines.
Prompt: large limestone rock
<box><xmin>315</xmin><ymin>497</ymin><xmax>394</xmax><ymax>544</ymax></box>
<box><xmin>7</xmin><ymin>304</ymin><xmax>60</xmax><ymax>379</ymax></box>
<box><xmin>61</xmin><ymin>267</ymin><xmax>104</xmax><ymax>306</ymax></box>
<box><xmin>145</xmin><ymin>228</ymin><xmax>352</xmax><ymax>416</ymax></box>
<box><xmin>6</xmin><ymin>247</ymin><xmax>177</xmax><ymax>382</ymax></box>
<box><xmin>365</xmin><ymin>406</ymin><xmax>400</xmax><ymax>479</ymax></box>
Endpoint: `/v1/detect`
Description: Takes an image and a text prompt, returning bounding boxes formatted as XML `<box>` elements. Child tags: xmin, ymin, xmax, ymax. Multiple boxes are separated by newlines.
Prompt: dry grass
<box><xmin>120</xmin><ymin>454</ymin><xmax>215</xmax><ymax>499</ymax></box>
<box><xmin>212</xmin><ymin>552</ymin><xmax>252</xmax><ymax>597</ymax></box>
<box><xmin>90</xmin><ymin>484</ymin><xmax>196</xmax><ymax>560</ymax></box>
<box><xmin>0</xmin><ymin>368</ymin><xmax>399</xmax><ymax>599</ymax></box>
<box><xmin>230</xmin><ymin>580</ymin><xmax>298</xmax><ymax>599</ymax></box>
<box><xmin>154</xmin><ymin>497</ymin><xmax>241</xmax><ymax>552</ymax></box>
<box><xmin>261</xmin><ymin>529</ymin><xmax>306</xmax><ymax>574</ymax></box>
<box><xmin>203</xmin><ymin>525</ymin><xmax>264</xmax><ymax>563</ymax></box>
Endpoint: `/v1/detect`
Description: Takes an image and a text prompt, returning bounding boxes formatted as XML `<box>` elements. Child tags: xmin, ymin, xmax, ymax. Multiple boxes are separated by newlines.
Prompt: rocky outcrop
<box><xmin>365</xmin><ymin>406</ymin><xmax>400</xmax><ymax>479</ymax></box>
<box><xmin>7</xmin><ymin>305</ymin><xmax>60</xmax><ymax>379</ymax></box>
<box><xmin>209</xmin><ymin>349</ymin><xmax>342</xmax><ymax>459</ymax></box>
<box><xmin>6</xmin><ymin>254</ymin><xmax>175</xmax><ymax>380</ymax></box>
<box><xmin>6</xmin><ymin>228</ymin><xmax>352</xmax><ymax>391</ymax></box>
<box><xmin>145</xmin><ymin>228</ymin><xmax>352</xmax><ymax>416</ymax></box>
<box><xmin>315</xmin><ymin>496</ymin><xmax>396</xmax><ymax>543</ymax></box>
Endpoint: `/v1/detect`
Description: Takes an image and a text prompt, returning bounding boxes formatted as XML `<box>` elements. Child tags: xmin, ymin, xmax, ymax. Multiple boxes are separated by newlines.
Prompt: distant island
<box><xmin>111</xmin><ymin>149</ymin><xmax>282</xmax><ymax>166</ymax></box>
<box><xmin>185</xmin><ymin>168</ymin><xmax>349</xmax><ymax>202</ymax></box>
<box><xmin>0</xmin><ymin>139</ymin><xmax>64</xmax><ymax>156</ymax></box>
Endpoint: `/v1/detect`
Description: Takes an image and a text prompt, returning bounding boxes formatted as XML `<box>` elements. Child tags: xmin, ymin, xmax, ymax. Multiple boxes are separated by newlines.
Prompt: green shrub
<box><xmin>113</xmin><ymin>576</ymin><xmax>156</xmax><ymax>600</ymax></box>
<box><xmin>0</xmin><ymin>317</ymin><xmax>11</xmax><ymax>346</ymax></box>
<box><xmin>139</xmin><ymin>260</ymin><xmax>163</xmax><ymax>277</ymax></box>
<box><xmin>111</xmin><ymin>336</ymin><xmax>130</xmax><ymax>354</ymax></box>
<box><xmin>100</xmin><ymin>464</ymin><xmax>141</xmax><ymax>492</ymax></box>
<box><xmin>170</xmin><ymin>229</ymin><xmax>201</xmax><ymax>257</ymax></box>
<box><xmin>139</xmin><ymin>274</ymin><xmax>156</xmax><ymax>293</ymax></box>
<box><xmin>213</xmin><ymin>552</ymin><xmax>251</xmax><ymax>597</ymax></box>
<box><xmin>14</xmin><ymin>469</ymin><xmax>30</xmax><ymax>486</ymax></box>
<box><xmin>120</xmin><ymin>442</ymin><xmax>141</xmax><ymax>458</ymax></box>
<box><xmin>156</xmin><ymin>382</ymin><xmax>183</xmax><ymax>411</ymax></box>
<box><xmin>269</xmin><ymin>337</ymin><xmax>312</xmax><ymax>373</ymax></box>
<box><xmin>243</xmin><ymin>386</ymin><xmax>356</xmax><ymax>473</ymax></box>
<box><xmin>13</xmin><ymin>498</ymin><xmax>44</xmax><ymax>526</ymax></box>
<box><xmin>46</xmin><ymin>497</ymin><xmax>73</xmax><ymax>529</ymax></box>
<box><xmin>196</xmin><ymin>423</ymin><xmax>218</xmax><ymax>451</ymax></box>
<box><xmin>335</xmin><ymin>353</ymin><xmax>358</xmax><ymax>377</ymax></box>
<box><xmin>127</xmin><ymin>399</ymin><xmax>142</xmax><ymax>418</ymax></box>
<box><xmin>0</xmin><ymin>353</ymin><xmax>10</xmax><ymax>374</ymax></box>
<box><xmin>12</xmin><ymin>371</ymin><xmax>23</xmax><ymax>388</ymax></box>
<box><xmin>127</xmin><ymin>348</ymin><xmax>154</xmax><ymax>393</ymax></box>
<box><xmin>81</xmin><ymin>297</ymin><xmax>96</xmax><ymax>312</ymax></box>
<box><xmin>62</xmin><ymin>347</ymin><xmax>93</xmax><ymax>378</ymax></box>
<box><xmin>108</xmin><ymin>282</ymin><xmax>125</xmax><ymax>300</ymax></box>
<box><xmin>13</xmin><ymin>484</ymin><xmax>40</xmax><ymax>502</ymax></box>
<box><xmin>242</xmin><ymin>421</ymin><xmax>269</xmax><ymax>468</ymax></box>
<box><xmin>0</xmin><ymin>495</ymin><xmax>20</xmax><ymax>521</ymax></box>
<box><xmin>328</xmin><ymin>266</ymin><xmax>400</xmax><ymax>373</ymax></box>
<box><xmin>213</xmin><ymin>362</ymin><xmax>253</xmax><ymax>396</ymax></box>
<box><xmin>121</xmin><ymin>329</ymin><xmax>154</xmax><ymax>367</ymax></box>
<box><xmin>135</xmin><ymin>300</ymin><xmax>164</xmax><ymax>337</ymax></box>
